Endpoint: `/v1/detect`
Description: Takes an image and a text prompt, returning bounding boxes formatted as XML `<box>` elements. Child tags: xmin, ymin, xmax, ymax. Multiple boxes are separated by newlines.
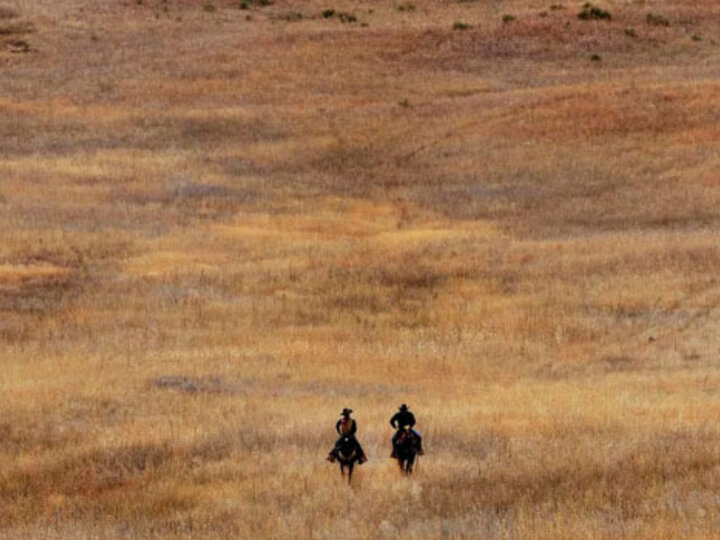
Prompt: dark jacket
<box><xmin>336</xmin><ymin>417</ymin><xmax>357</xmax><ymax>436</ymax></box>
<box><xmin>390</xmin><ymin>411</ymin><xmax>415</xmax><ymax>430</ymax></box>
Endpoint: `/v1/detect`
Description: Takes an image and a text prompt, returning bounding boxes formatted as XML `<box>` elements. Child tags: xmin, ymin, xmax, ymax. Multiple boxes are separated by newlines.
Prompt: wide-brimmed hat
<box><xmin>341</xmin><ymin>408</ymin><xmax>353</xmax><ymax>416</ymax></box>
<box><xmin>399</xmin><ymin>404</ymin><xmax>408</xmax><ymax>411</ymax></box>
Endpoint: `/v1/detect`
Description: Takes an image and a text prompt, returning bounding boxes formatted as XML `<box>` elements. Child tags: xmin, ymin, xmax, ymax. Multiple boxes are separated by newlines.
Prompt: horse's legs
<box><xmin>347</xmin><ymin>463</ymin><xmax>354</xmax><ymax>484</ymax></box>
<box><xmin>340</xmin><ymin>463</ymin><xmax>345</xmax><ymax>477</ymax></box>
<box><xmin>407</xmin><ymin>455</ymin><xmax>415</xmax><ymax>475</ymax></box>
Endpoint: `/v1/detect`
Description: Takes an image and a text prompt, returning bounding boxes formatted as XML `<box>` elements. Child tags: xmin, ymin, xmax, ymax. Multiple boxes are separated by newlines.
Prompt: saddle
<box><xmin>338</xmin><ymin>436</ymin><xmax>359</xmax><ymax>457</ymax></box>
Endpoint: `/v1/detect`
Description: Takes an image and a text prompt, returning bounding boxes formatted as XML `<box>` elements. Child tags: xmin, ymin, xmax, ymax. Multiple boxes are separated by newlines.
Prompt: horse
<box><xmin>394</xmin><ymin>427</ymin><xmax>419</xmax><ymax>474</ymax></box>
<box><xmin>336</xmin><ymin>436</ymin><xmax>362</xmax><ymax>484</ymax></box>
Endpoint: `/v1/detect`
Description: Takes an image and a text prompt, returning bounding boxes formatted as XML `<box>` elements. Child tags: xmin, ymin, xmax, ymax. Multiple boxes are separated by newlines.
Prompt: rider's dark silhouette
<box><xmin>327</xmin><ymin>408</ymin><xmax>367</xmax><ymax>464</ymax></box>
<box><xmin>390</xmin><ymin>404</ymin><xmax>424</xmax><ymax>457</ymax></box>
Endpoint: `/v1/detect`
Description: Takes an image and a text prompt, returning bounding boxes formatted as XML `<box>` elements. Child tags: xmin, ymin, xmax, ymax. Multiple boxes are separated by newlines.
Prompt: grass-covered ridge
<box><xmin>1</xmin><ymin>0</ymin><xmax>720</xmax><ymax>537</ymax></box>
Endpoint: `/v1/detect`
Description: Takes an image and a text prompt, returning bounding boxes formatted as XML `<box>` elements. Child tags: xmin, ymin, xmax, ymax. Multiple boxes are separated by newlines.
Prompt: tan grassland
<box><xmin>1</xmin><ymin>0</ymin><xmax>720</xmax><ymax>537</ymax></box>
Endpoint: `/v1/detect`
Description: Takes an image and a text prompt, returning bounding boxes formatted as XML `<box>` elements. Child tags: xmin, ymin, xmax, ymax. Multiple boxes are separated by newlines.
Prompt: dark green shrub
<box><xmin>578</xmin><ymin>3</ymin><xmax>611</xmax><ymax>21</ymax></box>
<box><xmin>337</xmin><ymin>12</ymin><xmax>356</xmax><ymax>23</ymax></box>
<box><xmin>321</xmin><ymin>10</ymin><xmax>356</xmax><ymax>23</ymax></box>
<box><xmin>240</xmin><ymin>0</ymin><xmax>273</xmax><ymax>8</ymax></box>
<box><xmin>397</xmin><ymin>3</ymin><xmax>416</xmax><ymax>12</ymax></box>
<box><xmin>453</xmin><ymin>21</ymin><xmax>471</xmax><ymax>30</ymax></box>
<box><xmin>280</xmin><ymin>11</ymin><xmax>303</xmax><ymax>21</ymax></box>
<box><xmin>502</xmin><ymin>14</ymin><xmax>516</xmax><ymax>23</ymax></box>
<box><xmin>646</xmin><ymin>13</ymin><xmax>669</xmax><ymax>26</ymax></box>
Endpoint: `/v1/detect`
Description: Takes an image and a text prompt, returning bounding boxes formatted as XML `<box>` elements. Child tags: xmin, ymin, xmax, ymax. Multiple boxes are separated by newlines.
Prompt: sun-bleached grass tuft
<box><xmin>1</xmin><ymin>0</ymin><xmax>720</xmax><ymax>537</ymax></box>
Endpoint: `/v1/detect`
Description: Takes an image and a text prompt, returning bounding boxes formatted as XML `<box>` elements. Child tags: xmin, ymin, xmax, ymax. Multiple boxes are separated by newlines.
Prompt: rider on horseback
<box><xmin>327</xmin><ymin>408</ymin><xmax>367</xmax><ymax>464</ymax></box>
<box><xmin>390</xmin><ymin>404</ymin><xmax>424</xmax><ymax>458</ymax></box>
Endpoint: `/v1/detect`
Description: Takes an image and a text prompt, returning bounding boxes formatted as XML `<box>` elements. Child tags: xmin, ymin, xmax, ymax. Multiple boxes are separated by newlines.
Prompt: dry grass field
<box><xmin>2</xmin><ymin>0</ymin><xmax>720</xmax><ymax>537</ymax></box>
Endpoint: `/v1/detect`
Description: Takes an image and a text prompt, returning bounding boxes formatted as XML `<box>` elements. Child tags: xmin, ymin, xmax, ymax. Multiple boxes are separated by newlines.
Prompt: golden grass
<box><xmin>1</xmin><ymin>0</ymin><xmax>720</xmax><ymax>537</ymax></box>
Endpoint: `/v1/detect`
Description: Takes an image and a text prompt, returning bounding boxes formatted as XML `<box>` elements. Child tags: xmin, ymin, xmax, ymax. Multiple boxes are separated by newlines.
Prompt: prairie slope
<box><xmin>1</xmin><ymin>0</ymin><xmax>720</xmax><ymax>537</ymax></box>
